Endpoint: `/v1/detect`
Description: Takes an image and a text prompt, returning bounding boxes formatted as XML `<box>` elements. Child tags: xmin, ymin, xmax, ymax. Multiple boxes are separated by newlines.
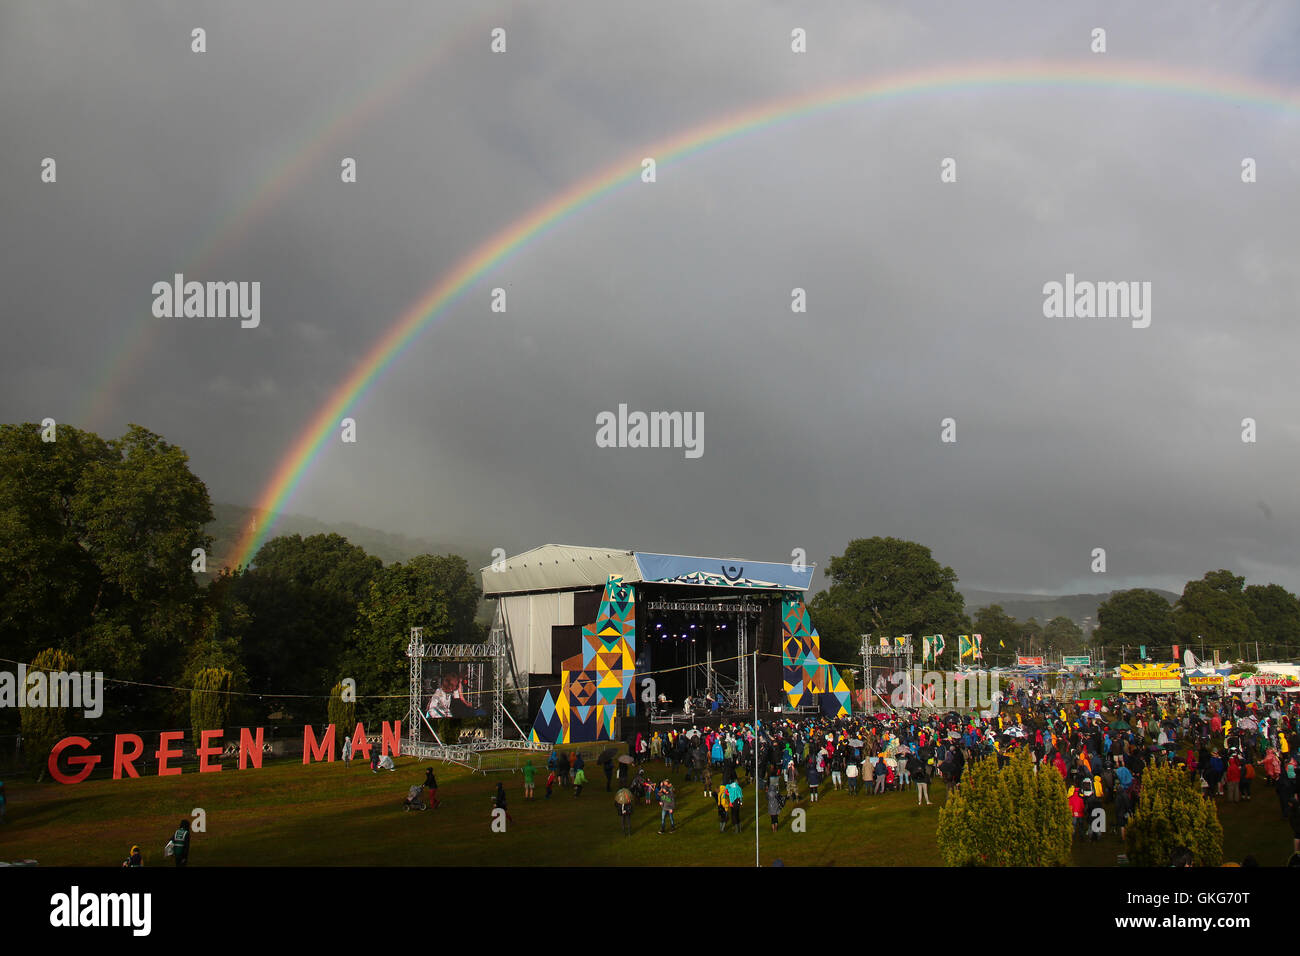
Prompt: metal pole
<box><xmin>754</xmin><ymin>645</ymin><xmax>759</xmax><ymax>868</ymax></box>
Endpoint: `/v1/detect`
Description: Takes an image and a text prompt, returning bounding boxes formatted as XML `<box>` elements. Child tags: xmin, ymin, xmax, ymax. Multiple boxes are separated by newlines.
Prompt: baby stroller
<box><xmin>403</xmin><ymin>783</ymin><xmax>428</xmax><ymax>811</ymax></box>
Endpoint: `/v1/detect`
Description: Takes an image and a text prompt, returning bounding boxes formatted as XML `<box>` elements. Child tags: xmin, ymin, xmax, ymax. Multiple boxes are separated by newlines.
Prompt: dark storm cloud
<box><xmin>3</xmin><ymin>1</ymin><xmax>1300</xmax><ymax>595</ymax></box>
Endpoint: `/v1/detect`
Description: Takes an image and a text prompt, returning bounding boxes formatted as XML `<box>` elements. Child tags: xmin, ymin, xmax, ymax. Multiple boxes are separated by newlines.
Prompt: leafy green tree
<box><xmin>20</xmin><ymin>648</ymin><xmax>78</xmax><ymax>781</ymax></box>
<box><xmin>1093</xmin><ymin>589</ymin><xmax>1175</xmax><ymax>666</ymax></box>
<box><xmin>973</xmin><ymin>605</ymin><xmax>1019</xmax><ymax>659</ymax></box>
<box><xmin>1043</xmin><ymin>616</ymin><xmax>1086</xmax><ymax>656</ymax></box>
<box><xmin>937</xmin><ymin>750</ymin><xmax>1071</xmax><ymax>866</ymax></box>
<box><xmin>1243</xmin><ymin>583</ymin><xmax>1300</xmax><ymax>660</ymax></box>
<box><xmin>233</xmin><ymin>533</ymin><xmax>381</xmax><ymax>721</ymax></box>
<box><xmin>0</xmin><ymin>423</ymin><xmax>213</xmax><ymax>729</ymax></box>
<box><xmin>328</xmin><ymin>681</ymin><xmax>356</xmax><ymax>737</ymax></box>
<box><xmin>343</xmin><ymin>554</ymin><xmax>482</xmax><ymax>723</ymax></box>
<box><xmin>1174</xmin><ymin>571</ymin><xmax>1252</xmax><ymax>658</ymax></box>
<box><xmin>190</xmin><ymin>667</ymin><xmax>233</xmax><ymax>748</ymax></box>
<box><xmin>814</xmin><ymin>537</ymin><xmax>969</xmax><ymax>643</ymax></box>
<box><xmin>1125</xmin><ymin>763</ymin><xmax>1223</xmax><ymax>866</ymax></box>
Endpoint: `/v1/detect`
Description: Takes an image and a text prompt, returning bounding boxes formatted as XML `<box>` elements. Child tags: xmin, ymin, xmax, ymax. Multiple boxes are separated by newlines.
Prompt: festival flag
<box><xmin>974</xmin><ymin>634</ymin><xmax>984</xmax><ymax>661</ymax></box>
<box><xmin>959</xmin><ymin>635</ymin><xmax>974</xmax><ymax>659</ymax></box>
<box><xmin>933</xmin><ymin>634</ymin><xmax>945</xmax><ymax>658</ymax></box>
<box><xmin>922</xmin><ymin>636</ymin><xmax>931</xmax><ymax>662</ymax></box>
<box><xmin>894</xmin><ymin>636</ymin><xmax>907</xmax><ymax>651</ymax></box>
<box><xmin>879</xmin><ymin>636</ymin><xmax>889</xmax><ymax>650</ymax></box>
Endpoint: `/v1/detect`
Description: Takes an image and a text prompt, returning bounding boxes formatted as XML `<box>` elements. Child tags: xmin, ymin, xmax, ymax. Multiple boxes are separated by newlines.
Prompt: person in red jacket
<box><xmin>1069</xmin><ymin>787</ymin><xmax>1086</xmax><ymax>841</ymax></box>
<box><xmin>1225</xmin><ymin>754</ymin><xmax>1242</xmax><ymax>803</ymax></box>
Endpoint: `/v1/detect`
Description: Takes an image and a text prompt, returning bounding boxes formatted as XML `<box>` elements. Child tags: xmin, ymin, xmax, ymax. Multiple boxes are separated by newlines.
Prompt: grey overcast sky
<box><xmin>4</xmin><ymin>0</ymin><xmax>1300</xmax><ymax>595</ymax></box>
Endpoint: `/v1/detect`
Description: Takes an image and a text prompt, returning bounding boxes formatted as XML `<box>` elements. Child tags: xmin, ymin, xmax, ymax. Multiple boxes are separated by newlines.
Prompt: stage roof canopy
<box><xmin>480</xmin><ymin>544</ymin><xmax>816</xmax><ymax>597</ymax></box>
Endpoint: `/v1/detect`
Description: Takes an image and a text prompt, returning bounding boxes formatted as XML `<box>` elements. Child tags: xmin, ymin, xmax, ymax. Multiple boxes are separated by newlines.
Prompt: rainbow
<box><xmin>231</xmin><ymin>58</ymin><xmax>1300</xmax><ymax>568</ymax></box>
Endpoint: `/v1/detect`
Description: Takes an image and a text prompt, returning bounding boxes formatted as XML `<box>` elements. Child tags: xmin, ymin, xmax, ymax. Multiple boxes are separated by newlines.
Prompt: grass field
<box><xmin>2</xmin><ymin>749</ymin><xmax>1293</xmax><ymax>866</ymax></box>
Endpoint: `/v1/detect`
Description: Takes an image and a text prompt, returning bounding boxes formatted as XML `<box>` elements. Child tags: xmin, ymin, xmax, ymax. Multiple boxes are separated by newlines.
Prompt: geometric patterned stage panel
<box><xmin>781</xmin><ymin>598</ymin><xmax>851</xmax><ymax>718</ymax></box>
<box><xmin>530</xmin><ymin>574</ymin><xmax>636</xmax><ymax>745</ymax></box>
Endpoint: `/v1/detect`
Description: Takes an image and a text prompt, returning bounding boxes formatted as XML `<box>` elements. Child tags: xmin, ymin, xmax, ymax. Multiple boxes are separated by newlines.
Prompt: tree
<box><xmin>1243</xmin><ymin>583</ymin><xmax>1300</xmax><ymax>661</ymax></box>
<box><xmin>1125</xmin><ymin>763</ymin><xmax>1223</xmax><ymax>866</ymax></box>
<box><xmin>936</xmin><ymin>750</ymin><xmax>1072</xmax><ymax>866</ymax></box>
<box><xmin>190</xmin><ymin>667</ymin><xmax>233</xmax><ymax>748</ymax></box>
<box><xmin>233</xmin><ymin>533</ymin><xmax>381</xmax><ymax>721</ymax></box>
<box><xmin>1092</xmin><ymin>589</ymin><xmax>1175</xmax><ymax>665</ymax></box>
<box><xmin>973</xmin><ymin>605</ymin><xmax>1019</xmax><ymax>659</ymax></box>
<box><xmin>0</xmin><ymin>423</ymin><xmax>213</xmax><ymax>730</ymax></box>
<box><xmin>20</xmin><ymin>648</ymin><xmax>78</xmax><ymax>781</ymax></box>
<box><xmin>814</xmin><ymin>537</ymin><xmax>969</xmax><ymax>642</ymax></box>
<box><xmin>343</xmin><ymin>554</ymin><xmax>482</xmax><ymax>723</ymax></box>
<box><xmin>328</xmin><ymin>681</ymin><xmax>356</xmax><ymax>738</ymax></box>
<box><xmin>1043</xmin><ymin>616</ymin><xmax>1086</xmax><ymax>656</ymax></box>
<box><xmin>1174</xmin><ymin>571</ymin><xmax>1252</xmax><ymax>659</ymax></box>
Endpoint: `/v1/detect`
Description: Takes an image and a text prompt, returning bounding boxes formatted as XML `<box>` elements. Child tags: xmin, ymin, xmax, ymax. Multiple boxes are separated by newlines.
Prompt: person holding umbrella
<box><xmin>657</xmin><ymin>780</ymin><xmax>677</xmax><ymax>834</ymax></box>
<box><xmin>615</xmin><ymin>788</ymin><xmax>634</xmax><ymax>835</ymax></box>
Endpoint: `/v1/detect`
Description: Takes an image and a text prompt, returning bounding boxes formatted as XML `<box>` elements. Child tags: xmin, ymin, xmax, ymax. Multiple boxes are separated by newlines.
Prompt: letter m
<box><xmin>207</xmin><ymin>281</ymin><xmax>239</xmax><ymax>317</ymax></box>
<box><xmin>1096</xmin><ymin>281</ymin><xmax>1128</xmax><ymax>317</ymax></box>
<box><xmin>303</xmin><ymin>724</ymin><xmax>336</xmax><ymax>764</ymax></box>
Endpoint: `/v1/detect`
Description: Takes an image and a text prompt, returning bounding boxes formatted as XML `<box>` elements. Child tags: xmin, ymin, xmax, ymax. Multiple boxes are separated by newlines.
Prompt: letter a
<box><xmin>491</xmin><ymin>287</ymin><xmax>507</xmax><ymax>313</ymax></box>
<box><xmin>41</xmin><ymin>158</ymin><xmax>56</xmax><ymax>183</ymax></box>
<box><xmin>940</xmin><ymin>417</ymin><xmax>956</xmax><ymax>443</ymax></box>
<box><xmin>1241</xmin><ymin>417</ymin><xmax>1256</xmax><ymax>443</ymax></box>
<box><xmin>340</xmin><ymin>417</ymin><xmax>357</xmax><ymax>443</ymax></box>
<box><xmin>490</xmin><ymin>28</ymin><xmax>506</xmax><ymax>53</ymax></box>
<box><xmin>791</xmin><ymin>287</ymin><xmax>806</xmax><ymax>313</ymax></box>
<box><xmin>1091</xmin><ymin>547</ymin><xmax>1106</xmax><ymax>573</ymax></box>
<box><xmin>791</xmin><ymin>808</ymin><xmax>806</xmax><ymax>832</ymax></box>
<box><xmin>1241</xmin><ymin>158</ymin><xmax>1255</xmax><ymax>183</ymax></box>
<box><xmin>192</xmin><ymin>27</ymin><xmax>207</xmax><ymax>53</ymax></box>
<box><xmin>1090</xmin><ymin>28</ymin><xmax>1106</xmax><ymax>53</ymax></box>
<box><xmin>491</xmin><ymin>807</ymin><xmax>507</xmax><ymax>831</ymax></box>
<box><xmin>191</xmin><ymin>548</ymin><xmax>206</xmax><ymax>573</ymax></box>
<box><xmin>641</xmin><ymin>158</ymin><xmax>656</xmax><ymax>183</ymax></box>
<box><xmin>791</xmin><ymin>28</ymin><xmax>806</xmax><ymax>53</ymax></box>
<box><xmin>341</xmin><ymin>157</ymin><xmax>357</xmax><ymax>183</ymax></box>
<box><xmin>41</xmin><ymin>418</ymin><xmax>56</xmax><ymax>443</ymax></box>
<box><xmin>940</xmin><ymin>158</ymin><xmax>957</xmax><ymax>183</ymax></box>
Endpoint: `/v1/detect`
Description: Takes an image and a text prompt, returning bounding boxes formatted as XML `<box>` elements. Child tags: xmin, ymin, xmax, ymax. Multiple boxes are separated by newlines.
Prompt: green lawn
<box><xmin>1</xmin><ymin>751</ymin><xmax>1292</xmax><ymax>866</ymax></box>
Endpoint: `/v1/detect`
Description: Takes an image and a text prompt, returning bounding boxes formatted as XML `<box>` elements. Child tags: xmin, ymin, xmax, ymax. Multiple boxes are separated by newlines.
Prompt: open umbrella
<box><xmin>598</xmin><ymin>747</ymin><xmax>617</xmax><ymax>763</ymax></box>
<box><xmin>618</xmin><ymin>755</ymin><xmax>635</xmax><ymax>765</ymax></box>
<box><xmin>614</xmin><ymin>788</ymin><xmax>632</xmax><ymax>805</ymax></box>
<box><xmin>1109</xmin><ymin>720</ymin><xmax>1131</xmax><ymax>730</ymax></box>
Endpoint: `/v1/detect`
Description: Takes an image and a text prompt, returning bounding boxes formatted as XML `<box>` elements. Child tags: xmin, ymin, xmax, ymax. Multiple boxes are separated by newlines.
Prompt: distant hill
<box><xmin>961</xmin><ymin>587</ymin><xmax>1179</xmax><ymax>633</ymax></box>
<box><xmin>205</xmin><ymin>502</ymin><xmax>491</xmax><ymax>571</ymax></box>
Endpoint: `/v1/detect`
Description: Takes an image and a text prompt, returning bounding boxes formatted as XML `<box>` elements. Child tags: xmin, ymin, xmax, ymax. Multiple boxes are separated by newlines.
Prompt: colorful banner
<box><xmin>894</xmin><ymin>636</ymin><xmax>908</xmax><ymax>651</ymax></box>
<box><xmin>933</xmin><ymin>634</ymin><xmax>945</xmax><ymax>658</ymax></box>
<box><xmin>1227</xmin><ymin>674</ymin><xmax>1299</xmax><ymax>688</ymax></box>
<box><xmin>922</xmin><ymin>636</ymin><xmax>931</xmax><ymax>663</ymax></box>
<box><xmin>879</xmin><ymin>636</ymin><xmax>889</xmax><ymax>650</ymax></box>
<box><xmin>1062</xmin><ymin>656</ymin><xmax>1090</xmax><ymax>667</ymax></box>
<box><xmin>1017</xmin><ymin>655</ymin><xmax>1045</xmax><ymax>667</ymax></box>
<box><xmin>973</xmin><ymin>634</ymin><xmax>983</xmax><ymax>661</ymax></box>
<box><xmin>959</xmin><ymin>635</ymin><xmax>974</xmax><ymax>659</ymax></box>
<box><xmin>1120</xmin><ymin>662</ymin><xmax>1181</xmax><ymax>693</ymax></box>
<box><xmin>1188</xmin><ymin>675</ymin><xmax>1224</xmax><ymax>688</ymax></box>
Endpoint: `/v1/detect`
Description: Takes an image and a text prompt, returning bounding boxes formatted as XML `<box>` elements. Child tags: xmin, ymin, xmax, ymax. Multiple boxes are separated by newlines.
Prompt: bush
<box><xmin>190</xmin><ymin>667</ymin><xmax>233</xmax><ymax>748</ymax></box>
<box><xmin>936</xmin><ymin>750</ymin><xmax>1072</xmax><ymax>866</ymax></box>
<box><xmin>1125</xmin><ymin>763</ymin><xmax>1223</xmax><ymax>866</ymax></box>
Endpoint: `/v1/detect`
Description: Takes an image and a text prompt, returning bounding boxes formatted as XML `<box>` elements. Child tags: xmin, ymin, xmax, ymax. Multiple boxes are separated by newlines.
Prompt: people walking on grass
<box><xmin>523</xmin><ymin>759</ymin><xmax>536</xmax><ymax>800</ymax></box>
<box><xmin>767</xmin><ymin>784</ymin><xmax>781</xmax><ymax>831</ymax></box>
<box><xmin>727</xmin><ymin>779</ymin><xmax>744</xmax><ymax>833</ymax></box>
<box><xmin>122</xmin><ymin>845</ymin><xmax>142</xmax><ymax>867</ymax></box>
<box><xmin>657</xmin><ymin>781</ymin><xmax>676</xmax><ymax>833</ymax></box>
<box><xmin>717</xmin><ymin>781</ymin><xmax>731</xmax><ymax>832</ymax></box>
<box><xmin>574</xmin><ymin>766</ymin><xmax>588</xmax><ymax>797</ymax></box>
<box><xmin>342</xmin><ymin>735</ymin><xmax>352</xmax><ymax>768</ymax></box>
<box><xmin>425</xmin><ymin>767</ymin><xmax>442</xmax><ymax>809</ymax></box>
<box><xmin>914</xmin><ymin>757</ymin><xmax>932</xmax><ymax>806</ymax></box>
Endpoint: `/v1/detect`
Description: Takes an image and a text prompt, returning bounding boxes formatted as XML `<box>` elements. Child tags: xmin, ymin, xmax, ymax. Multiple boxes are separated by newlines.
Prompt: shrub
<box><xmin>20</xmin><ymin>648</ymin><xmax>77</xmax><ymax>782</ymax></box>
<box><xmin>1125</xmin><ymin>763</ymin><xmax>1223</xmax><ymax>866</ymax></box>
<box><xmin>190</xmin><ymin>667</ymin><xmax>233</xmax><ymax>748</ymax></box>
<box><xmin>936</xmin><ymin>750</ymin><xmax>1072</xmax><ymax>866</ymax></box>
